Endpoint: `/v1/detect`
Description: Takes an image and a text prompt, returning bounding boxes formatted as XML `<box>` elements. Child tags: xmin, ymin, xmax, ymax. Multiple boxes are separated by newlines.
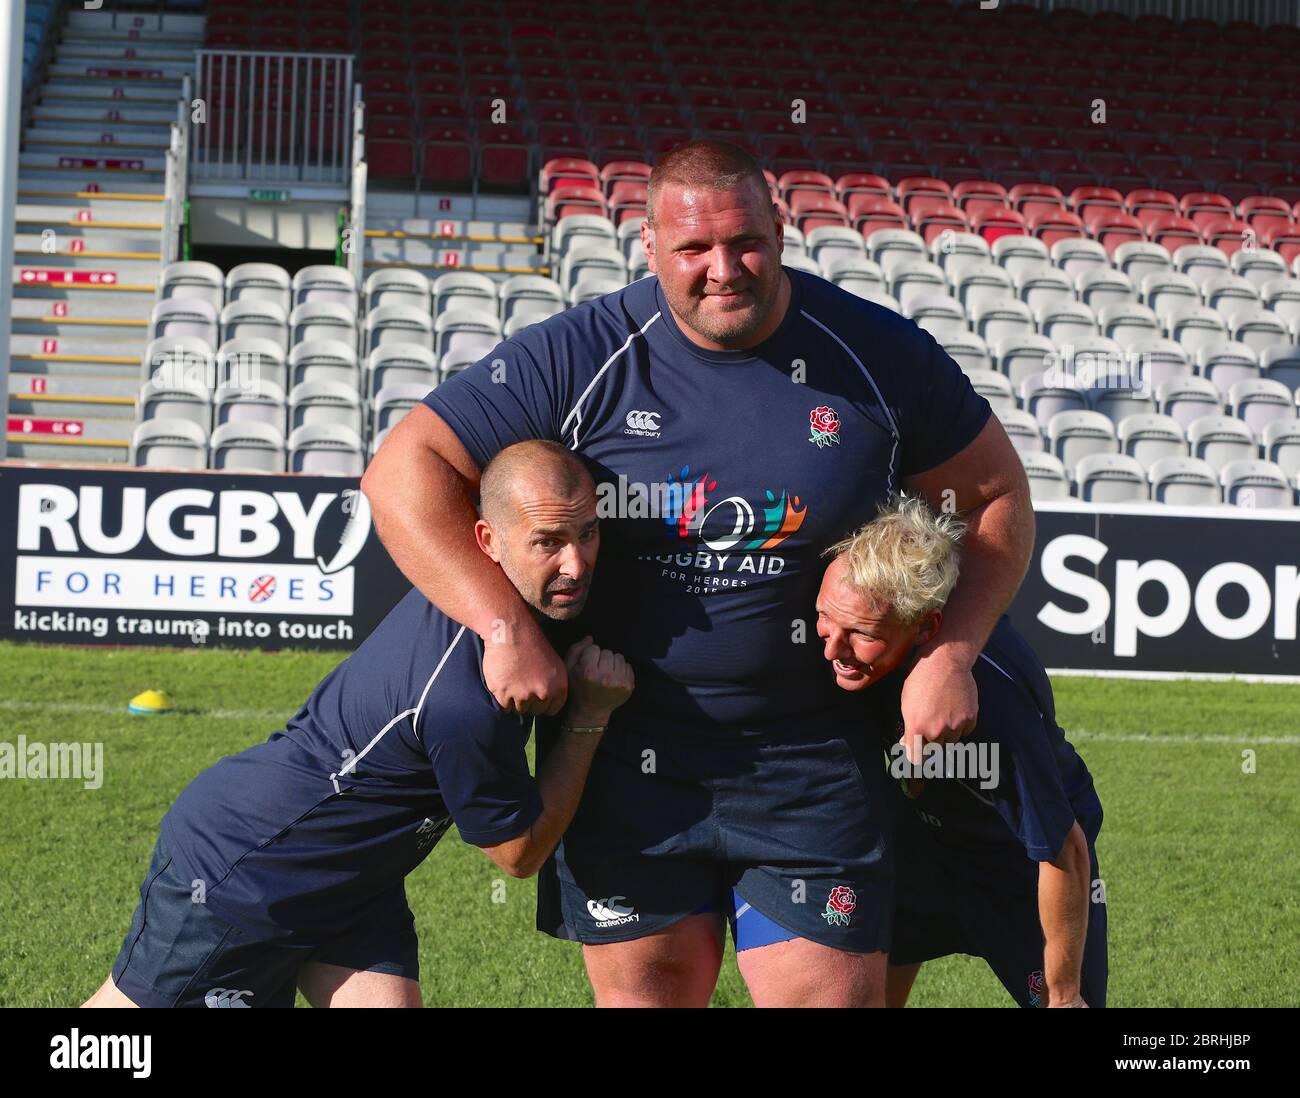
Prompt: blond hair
<box><xmin>823</xmin><ymin>495</ymin><xmax>965</xmax><ymax>624</ymax></box>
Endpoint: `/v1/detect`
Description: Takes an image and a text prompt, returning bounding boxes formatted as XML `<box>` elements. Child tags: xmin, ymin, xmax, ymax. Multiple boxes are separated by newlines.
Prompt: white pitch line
<box><xmin>1068</xmin><ymin>730</ymin><xmax>1300</xmax><ymax>746</ymax></box>
<box><xmin>0</xmin><ymin>699</ymin><xmax>287</xmax><ymax>721</ymax></box>
<box><xmin>0</xmin><ymin>700</ymin><xmax>1296</xmax><ymax>744</ymax></box>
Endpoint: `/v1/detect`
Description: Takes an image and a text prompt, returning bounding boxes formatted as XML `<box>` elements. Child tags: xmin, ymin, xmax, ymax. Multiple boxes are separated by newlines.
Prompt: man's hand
<box><xmin>564</xmin><ymin>636</ymin><xmax>634</xmax><ymax>725</ymax></box>
<box><xmin>482</xmin><ymin>616</ymin><xmax>568</xmax><ymax>716</ymax></box>
<box><xmin>898</xmin><ymin>651</ymin><xmax>978</xmax><ymax>765</ymax></box>
<box><xmin>1048</xmin><ymin>993</ymin><xmax>1089</xmax><ymax>1008</ymax></box>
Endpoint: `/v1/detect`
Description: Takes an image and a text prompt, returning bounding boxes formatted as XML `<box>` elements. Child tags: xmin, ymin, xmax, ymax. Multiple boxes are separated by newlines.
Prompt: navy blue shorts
<box><xmin>111</xmin><ymin>835</ymin><xmax>419</xmax><ymax>1008</ymax></box>
<box><xmin>538</xmin><ymin>724</ymin><xmax>894</xmax><ymax>954</ymax></box>
<box><xmin>889</xmin><ymin>812</ymin><xmax>1109</xmax><ymax>1008</ymax></box>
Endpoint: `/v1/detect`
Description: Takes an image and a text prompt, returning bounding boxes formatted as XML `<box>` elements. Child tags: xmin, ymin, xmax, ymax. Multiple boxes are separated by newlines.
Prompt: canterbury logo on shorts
<box><xmin>586</xmin><ymin>897</ymin><xmax>640</xmax><ymax>927</ymax></box>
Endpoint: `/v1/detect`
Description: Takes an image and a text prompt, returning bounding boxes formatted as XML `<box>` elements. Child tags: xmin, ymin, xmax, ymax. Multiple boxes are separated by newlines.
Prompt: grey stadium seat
<box><xmin>137</xmin><ymin>378</ymin><xmax>211</xmax><ymax>431</ymax></box>
<box><xmin>159</xmin><ymin>260</ymin><xmax>225</xmax><ymax>310</ymax></box>
<box><xmin>1168</xmin><ymin>304</ymin><xmax>1229</xmax><ymax>356</ymax></box>
<box><xmin>1074</xmin><ymin>453</ymin><xmax>1149</xmax><ymax>503</ymax></box>
<box><xmin>996</xmin><ymin>408</ymin><xmax>1045</xmax><ymax>454</ymax></box>
<box><xmin>1229</xmin><ymin>378</ymin><xmax>1296</xmax><ymax>436</ymax></box>
<box><xmin>213</xmin><ymin>379</ymin><xmax>287</xmax><ymax>430</ymax></box>
<box><xmin>141</xmin><ymin>336</ymin><xmax>213</xmax><ymax>388</ymax></box>
<box><xmin>1020</xmin><ymin>451</ymin><xmax>1071</xmax><ymax>501</ymax></box>
<box><xmin>1047</xmin><ymin>409</ymin><xmax>1119</xmax><ymax>474</ymax></box>
<box><xmin>868</xmin><ymin>228</ymin><xmax>928</xmax><ymax>276</ymax></box>
<box><xmin>290</xmin><ymin>302</ymin><xmax>358</xmax><ymax>349</ymax></box>
<box><xmin>553</xmin><ymin>214</ymin><xmax>617</xmax><ymax>258</ymax></box>
<box><xmin>1149</xmin><ymin>456</ymin><xmax>1221</xmax><ymax>506</ymax></box>
<box><xmin>826</xmin><ymin>256</ymin><xmax>887</xmax><ymax>300</ymax></box>
<box><xmin>433</xmin><ymin>270</ymin><xmax>499</xmax><ymax>318</ymax></box>
<box><xmin>888</xmin><ymin>259</ymin><xmax>948</xmax><ymax>311</ymax></box>
<box><xmin>1091</xmin><ymin>385</ymin><xmax>1157</xmax><ymax>428</ymax></box>
<box><xmin>1051</xmin><ymin>237</ymin><xmax>1108</xmax><ymax>280</ymax></box>
<box><xmin>220</xmin><ymin>299</ymin><xmax>289</xmax><ymax>352</ymax></box>
<box><xmin>570</xmin><ymin>277</ymin><xmax>626</xmax><ymax>307</ymax></box>
<box><xmin>1125</xmin><ymin>337</ymin><xmax>1191</xmax><ymax>389</ymax></box>
<box><xmin>1036</xmin><ymin>300</ymin><xmax>1098</xmax><ymax>346</ymax></box>
<box><xmin>500</xmin><ymin>274</ymin><xmax>566</xmax><ymax>324</ymax></box>
<box><xmin>1202</xmin><ymin>273</ymin><xmax>1261</xmax><ymax>324</ymax></box>
<box><xmin>808</xmin><ymin>225</ymin><xmax>867</xmax><ymax>271</ymax></box>
<box><xmin>939</xmin><ymin>332</ymin><xmax>991</xmax><ymax>374</ymax></box>
<box><xmin>928</xmin><ymin>230</ymin><xmax>990</xmax><ymax>275</ymax></box>
<box><xmin>1262</xmin><ymin>277</ymin><xmax>1300</xmax><ymax>327</ymax></box>
<box><xmin>364</xmin><ymin>268</ymin><xmax>431</xmax><ymax>313</ymax></box>
<box><xmin>226</xmin><ymin>262</ymin><xmax>291</xmax><ymax>313</ymax></box>
<box><xmin>289</xmin><ymin>340</ymin><xmax>360</xmax><ymax>390</ymax></box>
<box><xmin>365</xmin><ymin>304</ymin><xmax>434</xmax><ymax>354</ymax></box>
<box><xmin>974</xmin><ymin>298</ymin><xmax>1034</xmax><ymax>345</ymax></box>
<box><xmin>1196</xmin><ymin>342</ymin><xmax>1260</xmax><ymax>396</ymax></box>
<box><xmin>288</xmin><ymin>380</ymin><xmax>364</xmax><ymax>436</ymax></box>
<box><xmin>1220</xmin><ymin>459</ymin><xmax>1294</xmax><ymax>509</ymax></box>
<box><xmin>1230</xmin><ymin>307</ymin><xmax>1289</xmax><ymax>355</ymax></box>
<box><xmin>1187</xmin><ymin>415</ymin><xmax>1258</xmax><ymax>472</ymax></box>
<box><xmin>1118</xmin><ymin>413</ymin><xmax>1189</xmax><ymax>468</ymax></box>
<box><xmin>289</xmin><ymin>423</ymin><xmax>365</xmax><ymax>476</ymax></box>
<box><xmin>1141</xmin><ymin>271</ymin><xmax>1200</xmax><ymax>326</ymax></box>
<box><xmin>1172</xmin><ymin>244</ymin><xmax>1230</xmax><ymax>287</ymax></box>
<box><xmin>1015</xmin><ymin>266</ymin><xmax>1073</xmax><ymax>314</ymax></box>
<box><xmin>1262</xmin><ymin>418</ymin><xmax>1300</xmax><ymax>480</ymax></box>
<box><xmin>292</xmin><ymin>265</ymin><xmax>358</xmax><ymax>312</ymax></box>
<box><xmin>210</xmin><ymin>420</ymin><xmax>286</xmax><ymax>473</ymax></box>
<box><xmin>1260</xmin><ymin>343</ymin><xmax>1300</xmax><ymax>396</ymax></box>
<box><xmin>434</xmin><ymin>307</ymin><xmax>501</xmax><ymax>360</ymax></box>
<box><xmin>1022</xmin><ymin>372</ymin><xmax>1088</xmax><ymax>428</ymax></box>
<box><xmin>1232</xmin><ymin>247</ymin><xmax>1287</xmax><ymax>289</ymax></box>
<box><xmin>906</xmin><ymin>294</ymin><xmax>967</xmax><ymax>340</ymax></box>
<box><xmin>1157</xmin><ymin>374</ymin><xmax>1224</xmax><ymax>429</ymax></box>
<box><xmin>148</xmin><ymin>296</ymin><xmax>218</xmax><ymax>347</ymax></box>
<box><xmin>956</xmin><ymin>264</ymin><xmax>1014</xmax><ymax>313</ymax></box>
<box><xmin>131</xmin><ymin>418</ymin><xmax>208</xmax><ymax>470</ymax></box>
<box><xmin>995</xmin><ymin>333</ymin><xmax>1056</xmax><ymax>391</ymax></box>
<box><xmin>1099</xmin><ymin>302</ymin><xmax>1160</xmax><ymax>350</ymax></box>
<box><xmin>372</xmin><ymin>383</ymin><xmax>431</xmax><ymax>434</ymax></box>
<box><xmin>365</xmin><ymin>344</ymin><xmax>438</xmax><ymax>398</ymax></box>
<box><xmin>965</xmin><ymin>369</ymin><xmax>1015</xmax><ymax>412</ymax></box>
<box><xmin>1077</xmin><ymin>267</ymin><xmax>1136</xmax><ymax>312</ymax></box>
<box><xmin>560</xmin><ymin>243</ymin><xmax>626</xmax><ymax>294</ymax></box>
<box><xmin>216</xmin><ymin>337</ymin><xmax>288</xmax><ymax>392</ymax></box>
<box><xmin>1113</xmin><ymin>241</ymin><xmax>1173</xmax><ymax>286</ymax></box>
<box><xmin>992</xmin><ymin>233</ymin><xmax>1050</xmax><ymax>280</ymax></box>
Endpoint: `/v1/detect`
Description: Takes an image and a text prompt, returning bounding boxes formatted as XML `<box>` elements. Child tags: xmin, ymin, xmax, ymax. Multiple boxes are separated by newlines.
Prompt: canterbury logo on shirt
<box><xmin>624</xmin><ymin>409</ymin><xmax>662</xmax><ymax>435</ymax></box>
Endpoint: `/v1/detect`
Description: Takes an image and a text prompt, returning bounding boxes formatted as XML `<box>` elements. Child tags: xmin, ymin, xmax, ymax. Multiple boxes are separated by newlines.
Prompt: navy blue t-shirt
<box><xmin>872</xmin><ymin>616</ymin><xmax>1103</xmax><ymax>862</ymax></box>
<box><xmin>425</xmin><ymin>267</ymin><xmax>991</xmax><ymax>735</ymax></box>
<box><xmin>161</xmin><ymin>588</ymin><xmax>544</xmax><ymax>939</ymax></box>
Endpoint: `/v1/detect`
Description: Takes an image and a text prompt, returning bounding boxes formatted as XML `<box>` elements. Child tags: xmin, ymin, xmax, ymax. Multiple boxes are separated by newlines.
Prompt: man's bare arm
<box><xmin>1038</xmin><ymin>822</ymin><xmax>1092</xmax><ymax>1007</ymax></box>
<box><xmin>899</xmin><ymin>416</ymin><xmax>1035</xmax><ymax>748</ymax></box>
<box><xmin>361</xmin><ymin>404</ymin><xmax>567</xmax><ymax>714</ymax></box>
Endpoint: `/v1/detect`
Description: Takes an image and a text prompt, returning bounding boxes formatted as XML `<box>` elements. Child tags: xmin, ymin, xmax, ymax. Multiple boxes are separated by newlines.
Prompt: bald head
<box><xmin>645</xmin><ymin>139</ymin><xmax>771</xmax><ymax>230</ymax></box>
<box><xmin>475</xmin><ymin>441</ymin><xmax>600</xmax><ymax>620</ymax></box>
<box><xmin>479</xmin><ymin>440</ymin><xmax>593</xmax><ymax>528</ymax></box>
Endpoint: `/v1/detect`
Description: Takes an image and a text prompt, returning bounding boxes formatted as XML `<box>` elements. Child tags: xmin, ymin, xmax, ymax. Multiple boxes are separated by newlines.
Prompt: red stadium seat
<box><xmin>1202</xmin><ymin>217</ymin><xmax>1253</xmax><ymax>257</ymax></box>
<box><xmin>546</xmin><ymin>184</ymin><xmax>607</xmax><ymax>221</ymax></box>
<box><xmin>1147</xmin><ymin>214</ymin><xmax>1203</xmax><ymax>252</ymax></box>
<box><xmin>1068</xmin><ymin>185</ymin><xmax>1124</xmax><ymax>220</ymax></box>
<box><xmin>848</xmin><ymin>195</ymin><xmax>907</xmax><ymax>238</ymax></box>
<box><xmin>971</xmin><ymin>207</ymin><xmax>1027</xmax><ymax>244</ymax></box>
<box><xmin>1009</xmin><ymin>183</ymin><xmax>1065</xmax><ymax>219</ymax></box>
<box><xmin>367</xmin><ymin>137</ymin><xmax>415</xmax><ymax>181</ymax></box>
<box><xmin>608</xmin><ymin>181</ymin><xmax>648</xmax><ymax>225</ymax></box>
<box><xmin>541</xmin><ymin>157</ymin><xmax>599</xmax><ymax>193</ymax></box>
<box><xmin>1125</xmin><ymin>189</ymin><xmax>1180</xmax><ymax>233</ymax></box>
<box><xmin>894</xmin><ymin>177</ymin><xmax>952</xmax><ymax>218</ymax></box>
<box><xmin>599</xmin><ymin>160</ymin><xmax>652</xmax><ymax>193</ymax></box>
<box><xmin>952</xmin><ymin>179</ymin><xmax>1009</xmax><ymax>219</ymax></box>
<box><xmin>788</xmin><ymin>192</ymin><xmax>849</xmax><ymax>234</ymax></box>
<box><xmin>421</xmin><ymin>127</ymin><xmax>474</xmax><ymax>189</ymax></box>
<box><xmin>1027</xmin><ymin>208</ymin><xmax>1085</xmax><ymax>248</ymax></box>
<box><xmin>835</xmin><ymin>173</ymin><xmax>891</xmax><ymax>203</ymax></box>
<box><xmin>1091</xmin><ymin>212</ymin><xmax>1146</xmax><ymax>256</ymax></box>
<box><xmin>1180</xmin><ymin>192</ymin><xmax>1237</xmax><ymax>229</ymax></box>
<box><xmin>1239</xmin><ymin>196</ymin><xmax>1293</xmax><ymax>237</ymax></box>
<box><xmin>1263</xmin><ymin>222</ymin><xmax>1300</xmax><ymax>265</ymax></box>
<box><xmin>916</xmin><ymin>203</ymin><xmax>970</xmax><ymax>246</ymax></box>
<box><xmin>478</xmin><ymin>126</ymin><xmax>531</xmax><ymax>192</ymax></box>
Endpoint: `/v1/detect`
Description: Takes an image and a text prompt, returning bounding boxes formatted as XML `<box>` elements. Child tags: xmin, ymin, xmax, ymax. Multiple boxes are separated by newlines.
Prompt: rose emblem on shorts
<box><xmin>822</xmin><ymin>884</ymin><xmax>857</xmax><ymax>926</ymax></box>
<box><xmin>1028</xmin><ymin>969</ymin><xmax>1045</xmax><ymax>1007</ymax></box>
<box><xmin>808</xmin><ymin>405</ymin><xmax>840</xmax><ymax>447</ymax></box>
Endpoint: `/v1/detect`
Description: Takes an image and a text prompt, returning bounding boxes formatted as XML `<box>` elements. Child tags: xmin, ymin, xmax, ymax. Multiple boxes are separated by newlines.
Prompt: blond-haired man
<box><xmin>810</xmin><ymin>496</ymin><xmax>1107</xmax><ymax>1008</ymax></box>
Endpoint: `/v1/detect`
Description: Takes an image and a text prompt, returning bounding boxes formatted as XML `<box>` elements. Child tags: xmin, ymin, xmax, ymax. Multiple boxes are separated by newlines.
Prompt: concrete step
<box><xmin>67</xmin><ymin>10</ymin><xmax>205</xmax><ymax>34</ymax></box>
<box><xmin>11</xmin><ymin>334</ymin><xmax>148</xmax><ymax>360</ymax></box>
<box><xmin>33</xmin><ymin>104</ymin><xmax>178</xmax><ymax>125</ymax></box>
<box><xmin>5</xmin><ymin>356</ymin><xmax>140</xmax><ymax>379</ymax></box>
<box><xmin>56</xmin><ymin>44</ymin><xmax>197</xmax><ymax>63</ymax></box>
<box><xmin>9</xmin><ymin>372</ymin><xmax>141</xmax><ymax>401</ymax></box>
<box><xmin>19</xmin><ymin>152</ymin><xmax>167</xmax><ymax>178</ymax></box>
<box><xmin>365</xmin><ymin>239</ymin><xmax>548</xmax><ymax>272</ymax></box>
<box><xmin>10</xmin><ymin>298</ymin><xmax>152</xmax><ymax>323</ymax></box>
<box><xmin>9</xmin><ymin>388</ymin><xmax>138</xmax><ymax>421</ymax></box>
<box><xmin>47</xmin><ymin>62</ymin><xmax>191</xmax><ymax>83</ymax></box>
<box><xmin>4</xmin><ymin>435</ymin><xmax>131</xmax><ymax>464</ymax></box>
<box><xmin>15</xmin><ymin>233</ymin><xmax>161</xmax><ymax>260</ymax></box>
<box><xmin>11</xmin><ymin>315</ymin><xmax>149</xmax><ymax>341</ymax></box>
<box><xmin>366</xmin><ymin>218</ymin><xmax>543</xmax><ymax>241</ymax></box>
<box><xmin>12</xmin><ymin>270</ymin><xmax>158</xmax><ymax>299</ymax></box>
<box><xmin>19</xmin><ymin>181</ymin><xmax>167</xmax><ymax>200</ymax></box>
<box><xmin>16</xmin><ymin>203</ymin><xmax>164</xmax><ymax>226</ymax></box>
<box><xmin>41</xmin><ymin>82</ymin><xmax>178</xmax><ymax>104</ymax></box>
<box><xmin>26</xmin><ymin>126</ymin><xmax>174</xmax><ymax>150</ymax></box>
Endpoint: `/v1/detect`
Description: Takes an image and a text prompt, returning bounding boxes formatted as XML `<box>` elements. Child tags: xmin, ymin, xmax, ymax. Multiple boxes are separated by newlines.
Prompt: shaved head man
<box><xmin>362</xmin><ymin>138</ymin><xmax>1034</xmax><ymax>1007</ymax></box>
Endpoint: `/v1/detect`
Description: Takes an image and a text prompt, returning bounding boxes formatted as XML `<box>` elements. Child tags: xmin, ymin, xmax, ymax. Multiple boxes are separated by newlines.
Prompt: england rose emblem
<box><xmin>1027</xmin><ymin>970</ymin><xmax>1045</xmax><ymax>1006</ymax></box>
<box><xmin>822</xmin><ymin>884</ymin><xmax>857</xmax><ymax>926</ymax></box>
<box><xmin>809</xmin><ymin>405</ymin><xmax>840</xmax><ymax>447</ymax></box>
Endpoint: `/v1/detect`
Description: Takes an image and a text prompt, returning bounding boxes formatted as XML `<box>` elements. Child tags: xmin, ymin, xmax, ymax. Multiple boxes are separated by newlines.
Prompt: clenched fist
<box><xmin>564</xmin><ymin>637</ymin><xmax>634</xmax><ymax>726</ymax></box>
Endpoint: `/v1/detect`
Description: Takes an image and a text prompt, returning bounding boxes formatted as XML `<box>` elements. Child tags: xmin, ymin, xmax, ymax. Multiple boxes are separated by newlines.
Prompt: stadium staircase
<box><xmin>7</xmin><ymin>4</ymin><xmax>203</xmax><ymax>463</ymax></box>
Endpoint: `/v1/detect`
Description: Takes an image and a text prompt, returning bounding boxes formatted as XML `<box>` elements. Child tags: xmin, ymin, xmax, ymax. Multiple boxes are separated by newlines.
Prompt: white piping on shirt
<box><xmin>559</xmin><ymin>310</ymin><xmax>661</xmax><ymax>449</ymax></box>
<box><xmin>799</xmin><ymin>308</ymin><xmax>901</xmax><ymax>489</ymax></box>
<box><xmin>328</xmin><ymin>624</ymin><xmax>468</xmax><ymax>794</ymax></box>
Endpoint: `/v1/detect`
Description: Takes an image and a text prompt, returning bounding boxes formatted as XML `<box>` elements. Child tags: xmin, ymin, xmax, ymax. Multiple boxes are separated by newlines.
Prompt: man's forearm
<box><xmin>1038</xmin><ymin>825</ymin><xmax>1091</xmax><ymax>1005</ymax></box>
<box><xmin>362</xmin><ymin>409</ymin><xmax>531</xmax><ymax>641</ymax></box>
<box><xmin>916</xmin><ymin>485</ymin><xmax>1034</xmax><ymax>671</ymax></box>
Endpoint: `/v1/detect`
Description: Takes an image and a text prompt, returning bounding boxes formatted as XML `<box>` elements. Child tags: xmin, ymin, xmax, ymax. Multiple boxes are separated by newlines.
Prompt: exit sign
<box><xmin>249</xmin><ymin>189</ymin><xmax>291</xmax><ymax>203</ymax></box>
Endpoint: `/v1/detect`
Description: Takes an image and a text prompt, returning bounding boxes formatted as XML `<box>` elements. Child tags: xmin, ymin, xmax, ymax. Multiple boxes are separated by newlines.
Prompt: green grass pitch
<box><xmin>1</xmin><ymin>641</ymin><xmax>1296</xmax><ymax>1007</ymax></box>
